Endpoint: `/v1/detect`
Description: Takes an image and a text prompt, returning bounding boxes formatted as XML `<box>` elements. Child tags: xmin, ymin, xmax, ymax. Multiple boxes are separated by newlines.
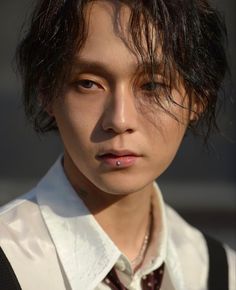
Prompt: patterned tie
<box><xmin>103</xmin><ymin>263</ymin><xmax>165</xmax><ymax>290</ymax></box>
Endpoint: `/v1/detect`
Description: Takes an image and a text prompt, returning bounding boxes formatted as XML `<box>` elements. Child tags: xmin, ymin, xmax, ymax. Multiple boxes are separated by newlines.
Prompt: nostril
<box><xmin>127</xmin><ymin>128</ymin><xmax>133</xmax><ymax>134</ymax></box>
<box><xmin>103</xmin><ymin>126</ymin><xmax>134</xmax><ymax>135</ymax></box>
<box><xmin>106</xmin><ymin>128</ymin><xmax>115</xmax><ymax>133</ymax></box>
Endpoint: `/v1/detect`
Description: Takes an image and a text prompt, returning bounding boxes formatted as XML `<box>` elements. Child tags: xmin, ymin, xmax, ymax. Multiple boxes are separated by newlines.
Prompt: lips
<box><xmin>97</xmin><ymin>150</ymin><xmax>141</xmax><ymax>168</ymax></box>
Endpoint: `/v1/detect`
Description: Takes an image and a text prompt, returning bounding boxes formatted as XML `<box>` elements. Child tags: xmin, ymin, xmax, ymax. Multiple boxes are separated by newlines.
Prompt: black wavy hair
<box><xmin>16</xmin><ymin>0</ymin><xmax>228</xmax><ymax>141</ymax></box>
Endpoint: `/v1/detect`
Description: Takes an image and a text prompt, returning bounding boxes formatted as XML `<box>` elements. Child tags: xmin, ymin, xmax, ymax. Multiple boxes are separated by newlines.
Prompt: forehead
<box><xmin>75</xmin><ymin>0</ymin><xmax>163</xmax><ymax>74</ymax></box>
<box><xmin>83</xmin><ymin>0</ymin><xmax>132</xmax><ymax>43</ymax></box>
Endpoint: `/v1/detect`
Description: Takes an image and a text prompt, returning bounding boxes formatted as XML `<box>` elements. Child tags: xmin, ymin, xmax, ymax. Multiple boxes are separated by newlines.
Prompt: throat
<box><xmin>94</xmin><ymin>197</ymin><xmax>153</xmax><ymax>270</ymax></box>
<box><xmin>73</xmin><ymin>175</ymin><xmax>155</xmax><ymax>269</ymax></box>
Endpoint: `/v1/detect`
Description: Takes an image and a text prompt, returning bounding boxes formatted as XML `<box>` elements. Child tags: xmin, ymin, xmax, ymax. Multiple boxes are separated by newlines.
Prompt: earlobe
<box><xmin>38</xmin><ymin>95</ymin><xmax>54</xmax><ymax>116</ymax></box>
<box><xmin>36</xmin><ymin>78</ymin><xmax>56</xmax><ymax>116</ymax></box>
<box><xmin>45</xmin><ymin>103</ymin><xmax>54</xmax><ymax>117</ymax></box>
<box><xmin>189</xmin><ymin>97</ymin><xmax>205</xmax><ymax>123</ymax></box>
<box><xmin>189</xmin><ymin>102</ymin><xmax>199</xmax><ymax>122</ymax></box>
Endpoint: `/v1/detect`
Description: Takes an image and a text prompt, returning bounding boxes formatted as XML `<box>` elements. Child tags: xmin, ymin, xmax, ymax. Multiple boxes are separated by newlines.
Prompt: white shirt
<box><xmin>0</xmin><ymin>157</ymin><xmax>235</xmax><ymax>290</ymax></box>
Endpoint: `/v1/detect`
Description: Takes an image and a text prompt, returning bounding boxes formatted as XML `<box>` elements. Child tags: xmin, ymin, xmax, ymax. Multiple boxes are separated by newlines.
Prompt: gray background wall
<box><xmin>0</xmin><ymin>0</ymin><xmax>235</xmax><ymax>249</ymax></box>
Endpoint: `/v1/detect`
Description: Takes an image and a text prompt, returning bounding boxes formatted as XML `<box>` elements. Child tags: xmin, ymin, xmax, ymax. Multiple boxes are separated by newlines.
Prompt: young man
<box><xmin>0</xmin><ymin>0</ymin><xmax>235</xmax><ymax>289</ymax></box>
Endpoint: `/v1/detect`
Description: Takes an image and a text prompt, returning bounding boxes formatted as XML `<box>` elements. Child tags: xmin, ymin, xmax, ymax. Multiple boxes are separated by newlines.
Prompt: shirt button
<box><xmin>115</xmin><ymin>260</ymin><xmax>126</xmax><ymax>272</ymax></box>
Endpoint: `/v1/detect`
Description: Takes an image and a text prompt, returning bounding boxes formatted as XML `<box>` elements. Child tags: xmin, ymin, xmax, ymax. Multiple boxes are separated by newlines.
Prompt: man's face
<box><xmin>51</xmin><ymin>1</ymin><xmax>193</xmax><ymax>196</ymax></box>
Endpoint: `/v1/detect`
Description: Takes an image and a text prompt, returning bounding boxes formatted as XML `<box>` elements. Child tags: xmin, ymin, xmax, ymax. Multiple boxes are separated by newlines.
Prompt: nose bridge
<box><xmin>113</xmin><ymin>85</ymin><xmax>129</xmax><ymax>123</ymax></box>
<box><xmin>102</xmin><ymin>84</ymin><xmax>137</xmax><ymax>133</ymax></box>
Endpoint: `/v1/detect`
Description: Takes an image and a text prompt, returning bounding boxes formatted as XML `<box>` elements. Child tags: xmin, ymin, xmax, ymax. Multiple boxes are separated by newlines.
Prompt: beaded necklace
<box><xmin>103</xmin><ymin>209</ymin><xmax>165</xmax><ymax>290</ymax></box>
<box><xmin>130</xmin><ymin>212</ymin><xmax>152</xmax><ymax>269</ymax></box>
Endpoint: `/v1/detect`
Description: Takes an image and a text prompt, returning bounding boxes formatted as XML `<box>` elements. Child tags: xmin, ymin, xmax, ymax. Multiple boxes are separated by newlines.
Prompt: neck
<box><xmin>94</xmin><ymin>190</ymin><xmax>152</xmax><ymax>261</ymax></box>
<box><xmin>63</xmin><ymin>153</ymin><xmax>154</xmax><ymax>262</ymax></box>
<box><xmin>95</xmin><ymin>188</ymin><xmax>152</xmax><ymax>246</ymax></box>
<box><xmin>79</xmin><ymin>183</ymin><xmax>153</xmax><ymax>261</ymax></box>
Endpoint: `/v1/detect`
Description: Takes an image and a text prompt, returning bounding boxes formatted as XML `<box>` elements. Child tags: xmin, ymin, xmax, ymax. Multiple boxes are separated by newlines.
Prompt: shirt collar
<box><xmin>110</xmin><ymin>183</ymin><xmax>168</xmax><ymax>288</ymax></box>
<box><xmin>36</xmin><ymin>157</ymin><xmax>121</xmax><ymax>290</ymax></box>
<box><xmin>141</xmin><ymin>182</ymin><xmax>168</xmax><ymax>274</ymax></box>
<box><xmin>35</xmin><ymin>156</ymin><xmax>182</xmax><ymax>290</ymax></box>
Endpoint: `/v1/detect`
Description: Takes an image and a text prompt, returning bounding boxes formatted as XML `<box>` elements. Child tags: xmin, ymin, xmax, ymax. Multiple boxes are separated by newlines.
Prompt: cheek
<box><xmin>146</xmin><ymin>102</ymin><xmax>188</xmax><ymax>140</ymax></box>
<box><xmin>53</xmin><ymin>95</ymin><xmax>100</xmax><ymax>138</ymax></box>
<box><xmin>146</xmin><ymin>113</ymin><xmax>187</xmax><ymax>170</ymax></box>
<box><xmin>138</xmin><ymin>96</ymin><xmax>190</xmax><ymax>135</ymax></box>
<box><xmin>52</xmin><ymin>107</ymin><xmax>89</xmax><ymax>160</ymax></box>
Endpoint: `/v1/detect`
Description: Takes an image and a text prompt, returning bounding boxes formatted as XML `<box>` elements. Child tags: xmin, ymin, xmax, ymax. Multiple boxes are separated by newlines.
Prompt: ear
<box><xmin>189</xmin><ymin>102</ymin><xmax>199</xmax><ymax>122</ymax></box>
<box><xmin>45</xmin><ymin>102</ymin><xmax>54</xmax><ymax>116</ymax></box>
<box><xmin>38</xmin><ymin>95</ymin><xmax>54</xmax><ymax>116</ymax></box>
<box><xmin>189</xmin><ymin>96</ymin><xmax>205</xmax><ymax>122</ymax></box>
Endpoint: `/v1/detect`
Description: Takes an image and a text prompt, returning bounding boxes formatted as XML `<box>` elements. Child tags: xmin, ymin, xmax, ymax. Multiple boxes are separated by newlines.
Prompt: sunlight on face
<box><xmin>50</xmin><ymin>0</ymin><xmax>194</xmax><ymax>196</ymax></box>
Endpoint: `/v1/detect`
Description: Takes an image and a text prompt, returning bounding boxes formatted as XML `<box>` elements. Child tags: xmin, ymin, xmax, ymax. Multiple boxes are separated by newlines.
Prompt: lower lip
<box><xmin>98</xmin><ymin>155</ymin><xmax>138</xmax><ymax>168</ymax></box>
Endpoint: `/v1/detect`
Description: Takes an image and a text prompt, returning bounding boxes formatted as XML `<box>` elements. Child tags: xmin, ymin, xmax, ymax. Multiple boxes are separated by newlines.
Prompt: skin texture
<box><xmin>49</xmin><ymin>1</ymin><xmax>196</xmax><ymax>262</ymax></box>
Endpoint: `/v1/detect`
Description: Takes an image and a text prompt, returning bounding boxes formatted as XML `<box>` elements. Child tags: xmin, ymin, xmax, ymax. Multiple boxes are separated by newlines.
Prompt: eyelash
<box><xmin>71</xmin><ymin>78</ymin><xmax>166</xmax><ymax>95</ymax></box>
<box><xmin>74</xmin><ymin>79</ymin><xmax>102</xmax><ymax>90</ymax></box>
<box><xmin>141</xmin><ymin>81</ymin><xmax>166</xmax><ymax>92</ymax></box>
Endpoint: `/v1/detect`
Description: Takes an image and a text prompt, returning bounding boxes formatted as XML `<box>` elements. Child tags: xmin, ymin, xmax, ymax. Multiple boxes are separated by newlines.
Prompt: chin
<box><xmin>92</xmin><ymin>171</ymin><xmax>156</xmax><ymax>196</ymax></box>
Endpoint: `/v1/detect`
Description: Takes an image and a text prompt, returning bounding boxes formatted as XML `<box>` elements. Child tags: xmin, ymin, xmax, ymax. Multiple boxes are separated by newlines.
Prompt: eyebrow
<box><xmin>71</xmin><ymin>59</ymin><xmax>117</xmax><ymax>79</ymax></box>
<box><xmin>71</xmin><ymin>58</ymin><xmax>165</xmax><ymax>78</ymax></box>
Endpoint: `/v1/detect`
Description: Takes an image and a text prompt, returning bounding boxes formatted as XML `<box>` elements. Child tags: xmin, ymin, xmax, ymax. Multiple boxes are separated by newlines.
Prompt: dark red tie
<box><xmin>103</xmin><ymin>263</ymin><xmax>165</xmax><ymax>290</ymax></box>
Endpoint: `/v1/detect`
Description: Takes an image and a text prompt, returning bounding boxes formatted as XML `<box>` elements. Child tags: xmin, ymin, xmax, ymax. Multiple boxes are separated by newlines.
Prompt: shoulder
<box><xmin>0</xmin><ymin>188</ymin><xmax>66</xmax><ymax>290</ymax></box>
<box><xmin>0</xmin><ymin>188</ymin><xmax>49</xmax><ymax>245</ymax></box>
<box><xmin>0</xmin><ymin>190</ymin><xmax>37</xmax><ymax>218</ymax></box>
<box><xmin>165</xmin><ymin>205</ymin><xmax>236</xmax><ymax>290</ymax></box>
<box><xmin>0</xmin><ymin>187</ymin><xmax>55</xmax><ymax>259</ymax></box>
<box><xmin>165</xmin><ymin>205</ymin><xmax>206</xmax><ymax>247</ymax></box>
<box><xmin>165</xmin><ymin>205</ymin><xmax>208</xmax><ymax>289</ymax></box>
<box><xmin>225</xmin><ymin>245</ymin><xmax>236</xmax><ymax>290</ymax></box>
<box><xmin>0</xmin><ymin>189</ymin><xmax>41</xmax><ymax>230</ymax></box>
<box><xmin>0</xmin><ymin>156</ymin><xmax>63</xmax><ymax>235</ymax></box>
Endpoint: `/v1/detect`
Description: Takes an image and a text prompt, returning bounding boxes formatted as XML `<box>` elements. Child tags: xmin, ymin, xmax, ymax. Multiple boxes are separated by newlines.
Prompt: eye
<box><xmin>141</xmin><ymin>81</ymin><xmax>164</xmax><ymax>92</ymax></box>
<box><xmin>76</xmin><ymin>79</ymin><xmax>101</xmax><ymax>90</ymax></box>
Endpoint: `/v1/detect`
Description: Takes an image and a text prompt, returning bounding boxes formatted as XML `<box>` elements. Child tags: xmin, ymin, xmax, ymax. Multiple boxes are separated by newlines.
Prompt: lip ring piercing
<box><xmin>116</xmin><ymin>161</ymin><xmax>121</xmax><ymax>167</ymax></box>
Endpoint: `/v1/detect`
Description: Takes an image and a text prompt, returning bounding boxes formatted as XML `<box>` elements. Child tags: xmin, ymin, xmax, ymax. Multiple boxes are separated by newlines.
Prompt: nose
<box><xmin>102</xmin><ymin>86</ymin><xmax>138</xmax><ymax>134</ymax></box>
